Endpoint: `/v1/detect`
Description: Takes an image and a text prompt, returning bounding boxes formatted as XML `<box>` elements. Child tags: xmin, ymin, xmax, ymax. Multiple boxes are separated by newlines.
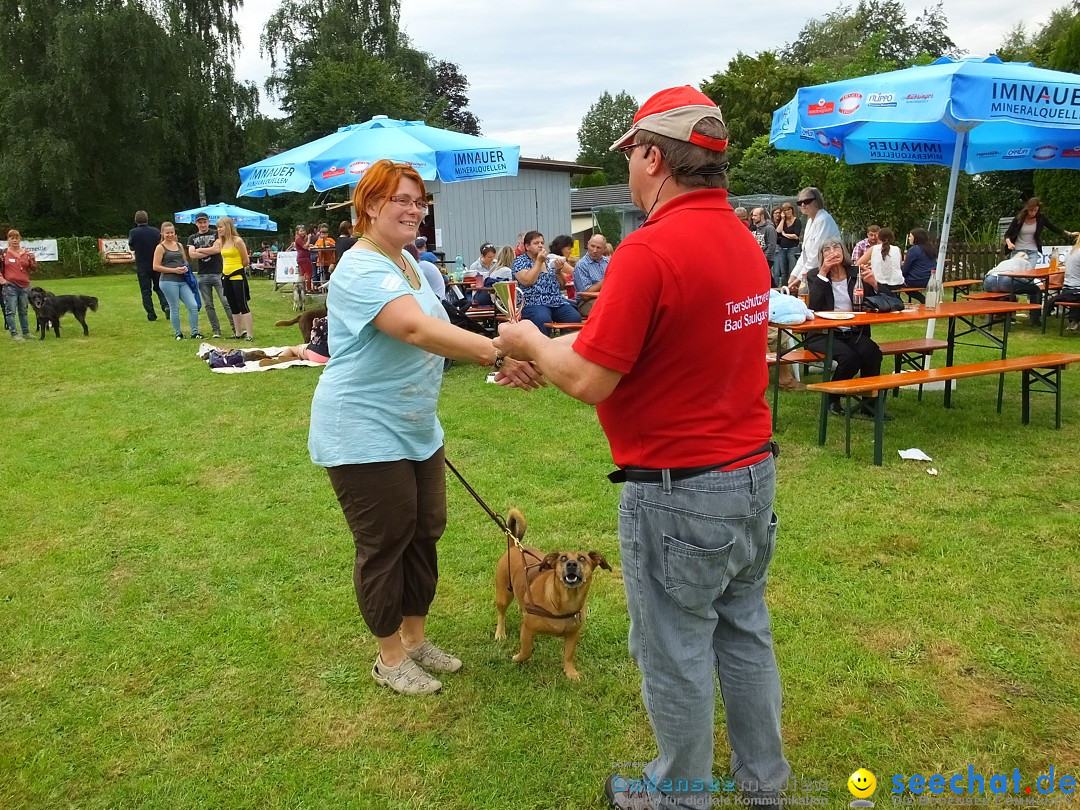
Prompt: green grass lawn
<box><xmin>1</xmin><ymin>275</ymin><xmax>1078</xmax><ymax>808</ymax></box>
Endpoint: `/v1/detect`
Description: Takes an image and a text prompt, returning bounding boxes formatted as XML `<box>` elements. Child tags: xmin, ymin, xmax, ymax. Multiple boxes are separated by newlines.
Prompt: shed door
<box><xmin>483</xmin><ymin>189</ymin><xmax>537</xmax><ymax>245</ymax></box>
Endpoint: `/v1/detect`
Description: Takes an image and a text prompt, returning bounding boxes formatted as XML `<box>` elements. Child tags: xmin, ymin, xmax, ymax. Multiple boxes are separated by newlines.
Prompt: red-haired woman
<box><xmin>2</xmin><ymin>229</ymin><xmax>37</xmax><ymax>340</ymax></box>
<box><xmin>308</xmin><ymin>159</ymin><xmax>540</xmax><ymax>696</ymax></box>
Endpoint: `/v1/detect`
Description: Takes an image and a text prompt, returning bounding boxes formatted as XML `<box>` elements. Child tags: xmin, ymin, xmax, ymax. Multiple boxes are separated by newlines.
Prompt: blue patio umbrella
<box><xmin>236</xmin><ymin>116</ymin><xmax>520</xmax><ymax>197</ymax></box>
<box><xmin>174</xmin><ymin>203</ymin><xmax>277</xmax><ymax>231</ymax></box>
<box><xmin>769</xmin><ymin>55</ymin><xmax>1080</xmax><ymax>337</ymax></box>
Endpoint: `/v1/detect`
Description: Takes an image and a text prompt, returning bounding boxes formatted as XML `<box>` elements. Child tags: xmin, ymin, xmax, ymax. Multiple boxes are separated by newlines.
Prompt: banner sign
<box><xmin>0</xmin><ymin>239</ymin><xmax>58</xmax><ymax>261</ymax></box>
<box><xmin>98</xmin><ymin>238</ymin><xmax>135</xmax><ymax>264</ymax></box>
<box><xmin>275</xmin><ymin>251</ymin><xmax>299</xmax><ymax>284</ymax></box>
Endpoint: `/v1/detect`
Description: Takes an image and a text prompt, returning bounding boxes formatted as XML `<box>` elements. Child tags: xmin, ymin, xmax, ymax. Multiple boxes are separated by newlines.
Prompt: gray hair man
<box><xmin>572</xmin><ymin>234</ymin><xmax>609</xmax><ymax>317</ymax></box>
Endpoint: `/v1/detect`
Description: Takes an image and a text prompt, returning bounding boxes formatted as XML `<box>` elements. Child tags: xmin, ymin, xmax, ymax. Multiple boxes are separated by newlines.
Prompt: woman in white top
<box><xmin>787</xmin><ymin>186</ymin><xmax>841</xmax><ymax>292</ymax></box>
<box><xmin>1045</xmin><ymin>232</ymin><xmax>1080</xmax><ymax>331</ymax></box>
<box><xmin>856</xmin><ymin>227</ymin><xmax>904</xmax><ymax>291</ymax></box>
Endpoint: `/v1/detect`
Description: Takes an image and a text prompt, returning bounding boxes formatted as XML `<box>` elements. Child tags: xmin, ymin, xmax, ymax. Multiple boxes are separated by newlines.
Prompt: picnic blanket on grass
<box><xmin>195</xmin><ymin>343</ymin><xmax>323</xmax><ymax>373</ymax></box>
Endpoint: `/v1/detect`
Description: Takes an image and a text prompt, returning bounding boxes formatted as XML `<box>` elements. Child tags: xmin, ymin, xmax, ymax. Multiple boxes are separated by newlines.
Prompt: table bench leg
<box><xmin>1022</xmin><ymin>369</ymin><xmax>1031</xmax><ymax>425</ymax></box>
<box><xmin>873</xmin><ymin>390</ymin><xmax>887</xmax><ymax>467</ymax></box>
<box><xmin>997</xmin><ymin>318</ymin><xmax>1010</xmax><ymax>414</ymax></box>
<box><xmin>1057</xmin><ymin>367</ymin><xmax>1063</xmax><ymax>430</ymax></box>
<box><xmin>1021</xmin><ymin>366</ymin><xmax>1065</xmax><ymax>429</ymax></box>
<box><xmin>818</xmin><ymin>333</ymin><xmax>835</xmax><ymax>446</ymax></box>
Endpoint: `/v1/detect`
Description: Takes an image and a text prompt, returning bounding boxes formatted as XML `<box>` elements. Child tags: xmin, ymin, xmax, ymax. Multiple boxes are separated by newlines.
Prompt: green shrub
<box><xmin>30</xmin><ymin>237</ymin><xmax>133</xmax><ymax>280</ymax></box>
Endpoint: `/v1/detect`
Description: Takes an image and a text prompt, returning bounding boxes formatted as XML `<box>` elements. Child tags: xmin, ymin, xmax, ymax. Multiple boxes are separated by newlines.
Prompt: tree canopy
<box><xmin>575</xmin><ymin>91</ymin><xmax>638</xmax><ymax>186</ymax></box>
<box><xmin>0</xmin><ymin>0</ymin><xmax>480</xmax><ymax>237</ymax></box>
<box><xmin>701</xmin><ymin>0</ymin><xmax>1080</xmax><ymax>241</ymax></box>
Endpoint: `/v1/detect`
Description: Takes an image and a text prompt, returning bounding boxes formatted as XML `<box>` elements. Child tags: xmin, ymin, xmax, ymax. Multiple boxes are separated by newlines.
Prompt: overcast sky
<box><xmin>236</xmin><ymin>0</ymin><xmax>1064</xmax><ymax>160</ymax></box>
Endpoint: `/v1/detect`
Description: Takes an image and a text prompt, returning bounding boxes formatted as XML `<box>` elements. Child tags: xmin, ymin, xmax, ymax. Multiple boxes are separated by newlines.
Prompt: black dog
<box><xmin>27</xmin><ymin>287</ymin><xmax>99</xmax><ymax>340</ymax></box>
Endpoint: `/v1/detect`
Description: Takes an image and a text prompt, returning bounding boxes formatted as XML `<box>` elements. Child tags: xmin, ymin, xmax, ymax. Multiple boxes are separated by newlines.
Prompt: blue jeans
<box><xmin>522</xmin><ymin>300</ymin><xmax>581</xmax><ymax>336</ymax></box>
<box><xmin>985</xmin><ymin>273</ymin><xmax>1041</xmax><ymax>306</ymax></box>
<box><xmin>3</xmin><ymin>283</ymin><xmax>30</xmax><ymax>336</ymax></box>
<box><xmin>618</xmin><ymin>457</ymin><xmax>788</xmax><ymax>809</ymax></box>
<box><xmin>197</xmin><ymin>273</ymin><xmax>233</xmax><ymax>335</ymax></box>
<box><xmin>160</xmin><ymin>279</ymin><xmax>201</xmax><ymax>336</ymax></box>
<box><xmin>772</xmin><ymin>247</ymin><xmax>800</xmax><ymax>288</ymax></box>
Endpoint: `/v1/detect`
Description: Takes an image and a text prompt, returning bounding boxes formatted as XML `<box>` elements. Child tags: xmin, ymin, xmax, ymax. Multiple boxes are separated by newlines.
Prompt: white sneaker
<box><xmin>371</xmin><ymin>654</ymin><xmax>442</xmax><ymax>695</ymax></box>
<box><xmin>406</xmin><ymin>639</ymin><xmax>463</xmax><ymax>673</ymax></box>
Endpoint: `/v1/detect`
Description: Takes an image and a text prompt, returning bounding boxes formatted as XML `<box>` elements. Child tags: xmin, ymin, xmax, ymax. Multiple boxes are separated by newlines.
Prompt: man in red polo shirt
<box><xmin>494</xmin><ymin>86</ymin><xmax>789</xmax><ymax>810</ymax></box>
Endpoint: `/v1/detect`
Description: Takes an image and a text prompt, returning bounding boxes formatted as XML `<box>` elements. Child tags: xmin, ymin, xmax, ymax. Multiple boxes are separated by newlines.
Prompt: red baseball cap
<box><xmin>610</xmin><ymin>86</ymin><xmax>728</xmax><ymax>152</ymax></box>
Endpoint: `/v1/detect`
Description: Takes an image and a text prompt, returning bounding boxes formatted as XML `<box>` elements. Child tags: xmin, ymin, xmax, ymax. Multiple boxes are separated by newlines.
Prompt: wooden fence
<box><xmin>941</xmin><ymin>243</ymin><xmax>1001</xmax><ymax>281</ymax></box>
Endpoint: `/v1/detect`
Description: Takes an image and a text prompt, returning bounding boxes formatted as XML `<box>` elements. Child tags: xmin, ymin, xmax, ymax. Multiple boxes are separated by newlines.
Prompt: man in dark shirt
<box><xmin>128</xmin><ymin>210</ymin><xmax>168</xmax><ymax>321</ymax></box>
<box><xmin>186</xmin><ymin>212</ymin><xmax>232</xmax><ymax>338</ymax></box>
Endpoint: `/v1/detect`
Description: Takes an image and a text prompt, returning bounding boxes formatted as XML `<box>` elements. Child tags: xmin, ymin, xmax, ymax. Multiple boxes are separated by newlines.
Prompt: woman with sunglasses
<box><xmin>805</xmin><ymin>237</ymin><xmax>885</xmax><ymax>419</ymax></box>
<box><xmin>774</xmin><ymin>202</ymin><xmax>803</xmax><ymax>288</ymax></box>
<box><xmin>309</xmin><ymin>160</ymin><xmax>542</xmax><ymax>697</ymax></box>
<box><xmin>787</xmin><ymin>187</ymin><xmax>840</xmax><ymax>294</ymax></box>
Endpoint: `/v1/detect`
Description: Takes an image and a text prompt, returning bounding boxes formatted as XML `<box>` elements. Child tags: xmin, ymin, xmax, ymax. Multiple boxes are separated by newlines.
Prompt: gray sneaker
<box><xmin>372</xmin><ymin>654</ymin><xmax>442</xmax><ymax>695</ymax></box>
<box><xmin>406</xmin><ymin>639</ymin><xmax>463</xmax><ymax>673</ymax></box>
<box><xmin>12</xmin><ymin>333</ymin><xmax>25</xmax><ymax>341</ymax></box>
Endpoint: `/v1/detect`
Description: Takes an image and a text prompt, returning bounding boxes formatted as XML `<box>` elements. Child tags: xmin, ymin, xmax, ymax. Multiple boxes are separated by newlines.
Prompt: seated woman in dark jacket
<box><xmin>902</xmin><ymin>228</ymin><xmax>937</xmax><ymax>303</ymax></box>
<box><xmin>807</xmin><ymin>237</ymin><xmax>885</xmax><ymax>418</ymax></box>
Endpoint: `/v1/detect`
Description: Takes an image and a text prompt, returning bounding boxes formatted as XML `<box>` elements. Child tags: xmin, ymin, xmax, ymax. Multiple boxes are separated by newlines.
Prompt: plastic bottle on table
<box><xmin>1050</xmin><ymin>247</ymin><xmax>1059</xmax><ymax>273</ymax></box>
<box><xmin>453</xmin><ymin>255</ymin><xmax>464</xmax><ymax>283</ymax></box>
<box><xmin>924</xmin><ymin>272</ymin><xmax>943</xmax><ymax>309</ymax></box>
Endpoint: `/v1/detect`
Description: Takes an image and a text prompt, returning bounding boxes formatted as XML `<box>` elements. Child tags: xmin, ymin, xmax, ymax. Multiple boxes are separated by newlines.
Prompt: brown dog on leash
<box><xmin>494</xmin><ymin>508</ymin><xmax>610</xmax><ymax>681</ymax></box>
<box><xmin>274</xmin><ymin>306</ymin><xmax>327</xmax><ymax>342</ymax></box>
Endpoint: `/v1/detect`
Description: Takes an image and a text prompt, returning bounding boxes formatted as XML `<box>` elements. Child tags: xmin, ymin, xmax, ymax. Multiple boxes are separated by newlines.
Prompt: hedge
<box><xmin>29</xmin><ymin>235</ymin><xmax>271</xmax><ymax>280</ymax></box>
<box><xmin>29</xmin><ymin>237</ymin><xmax>132</xmax><ymax>280</ymax></box>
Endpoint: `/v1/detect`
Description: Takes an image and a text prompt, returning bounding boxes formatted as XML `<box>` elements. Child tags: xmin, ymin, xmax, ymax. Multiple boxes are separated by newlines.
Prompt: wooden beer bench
<box><xmin>806</xmin><ymin>352</ymin><xmax>1080</xmax><ymax>465</ymax></box>
<box><xmin>544</xmin><ymin>321</ymin><xmax>587</xmax><ymax>335</ymax></box>
<box><xmin>767</xmin><ymin>339</ymin><xmax>948</xmax><ymax>428</ymax></box>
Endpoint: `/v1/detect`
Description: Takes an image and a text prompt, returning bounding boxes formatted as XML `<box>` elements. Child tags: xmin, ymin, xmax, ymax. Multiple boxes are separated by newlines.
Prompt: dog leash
<box><xmin>444</xmin><ymin>458</ymin><xmax>582</xmax><ymax>624</ymax></box>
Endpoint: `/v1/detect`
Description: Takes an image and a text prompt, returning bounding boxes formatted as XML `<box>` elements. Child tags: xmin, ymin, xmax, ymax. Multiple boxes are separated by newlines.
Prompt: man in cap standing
<box><xmin>494</xmin><ymin>86</ymin><xmax>789</xmax><ymax>810</ymax></box>
<box><xmin>186</xmin><ymin>212</ymin><xmax>233</xmax><ymax>338</ymax></box>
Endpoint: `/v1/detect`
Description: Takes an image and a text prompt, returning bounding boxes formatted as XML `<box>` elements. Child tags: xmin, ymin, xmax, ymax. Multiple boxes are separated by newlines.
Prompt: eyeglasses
<box><xmin>796</xmin><ymin>198</ymin><xmax>815</xmax><ymax>206</ymax></box>
<box><xmin>615</xmin><ymin>142</ymin><xmax>647</xmax><ymax>161</ymax></box>
<box><xmin>388</xmin><ymin>195</ymin><xmax>429</xmax><ymax>214</ymax></box>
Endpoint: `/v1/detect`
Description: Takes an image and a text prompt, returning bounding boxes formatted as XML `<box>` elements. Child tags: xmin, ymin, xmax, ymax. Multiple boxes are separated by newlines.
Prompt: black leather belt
<box><xmin>608</xmin><ymin>441</ymin><xmax>779</xmax><ymax>484</ymax></box>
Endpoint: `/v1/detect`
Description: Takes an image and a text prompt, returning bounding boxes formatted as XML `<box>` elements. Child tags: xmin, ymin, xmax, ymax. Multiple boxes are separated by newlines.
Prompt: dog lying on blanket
<box><xmin>275</xmin><ymin>306</ymin><xmax>327</xmax><ymax>342</ymax></box>
<box><xmin>494</xmin><ymin>508</ymin><xmax>610</xmax><ymax>681</ymax></box>
<box><xmin>27</xmin><ymin>287</ymin><xmax>99</xmax><ymax>340</ymax></box>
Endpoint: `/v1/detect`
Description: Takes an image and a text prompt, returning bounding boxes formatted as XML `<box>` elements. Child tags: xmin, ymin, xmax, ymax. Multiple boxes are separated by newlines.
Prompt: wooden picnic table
<box><xmin>898</xmin><ymin>278</ymin><xmax>982</xmax><ymax>301</ymax></box>
<box><xmin>771</xmin><ymin>299</ymin><xmax>1041</xmax><ymax>445</ymax></box>
<box><xmin>992</xmin><ymin>266</ymin><xmax>1062</xmax><ymax>333</ymax></box>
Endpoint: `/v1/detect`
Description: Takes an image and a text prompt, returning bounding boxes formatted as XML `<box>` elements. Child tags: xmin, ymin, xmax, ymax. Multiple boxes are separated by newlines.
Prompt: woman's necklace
<box><xmin>359</xmin><ymin>235</ymin><xmax>416</xmax><ymax>286</ymax></box>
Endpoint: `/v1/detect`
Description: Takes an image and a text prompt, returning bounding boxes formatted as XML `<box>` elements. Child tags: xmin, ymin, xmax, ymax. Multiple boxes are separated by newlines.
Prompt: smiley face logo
<box><xmin>848</xmin><ymin>768</ymin><xmax>877</xmax><ymax>799</ymax></box>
